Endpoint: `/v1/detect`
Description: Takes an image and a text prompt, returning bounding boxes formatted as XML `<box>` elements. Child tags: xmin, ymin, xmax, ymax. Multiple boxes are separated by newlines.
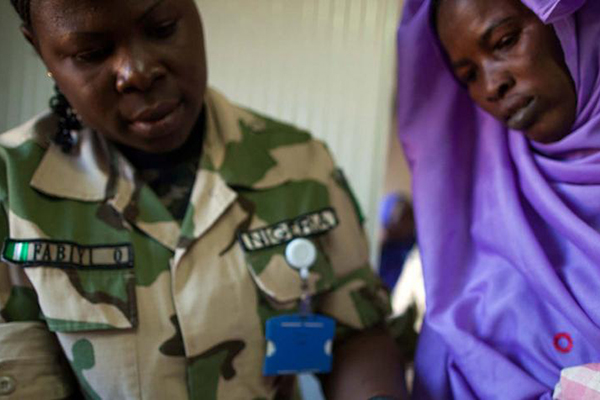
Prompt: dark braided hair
<box><xmin>49</xmin><ymin>86</ymin><xmax>81</xmax><ymax>153</ymax></box>
<box><xmin>11</xmin><ymin>0</ymin><xmax>82</xmax><ymax>153</ymax></box>
<box><xmin>10</xmin><ymin>0</ymin><xmax>32</xmax><ymax>27</ymax></box>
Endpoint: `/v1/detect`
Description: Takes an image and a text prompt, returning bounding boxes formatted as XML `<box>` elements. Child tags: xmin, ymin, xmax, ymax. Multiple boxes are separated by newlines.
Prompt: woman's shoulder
<box><xmin>0</xmin><ymin>112</ymin><xmax>54</xmax><ymax>156</ymax></box>
<box><xmin>0</xmin><ymin>112</ymin><xmax>55</xmax><ymax>197</ymax></box>
<box><xmin>205</xmin><ymin>88</ymin><xmax>336</xmax><ymax>189</ymax></box>
<box><xmin>207</xmin><ymin>87</ymin><xmax>321</xmax><ymax>143</ymax></box>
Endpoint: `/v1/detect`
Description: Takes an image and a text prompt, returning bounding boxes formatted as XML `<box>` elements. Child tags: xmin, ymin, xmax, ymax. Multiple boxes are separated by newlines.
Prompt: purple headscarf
<box><xmin>396</xmin><ymin>0</ymin><xmax>600</xmax><ymax>398</ymax></box>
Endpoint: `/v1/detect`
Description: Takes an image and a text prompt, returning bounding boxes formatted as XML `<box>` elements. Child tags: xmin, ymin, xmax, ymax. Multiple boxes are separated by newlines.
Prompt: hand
<box><xmin>321</xmin><ymin>327</ymin><xmax>407</xmax><ymax>400</ymax></box>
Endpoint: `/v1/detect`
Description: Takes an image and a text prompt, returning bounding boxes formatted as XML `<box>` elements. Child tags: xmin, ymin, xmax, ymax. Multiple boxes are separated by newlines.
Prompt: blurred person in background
<box><xmin>0</xmin><ymin>0</ymin><xmax>406</xmax><ymax>398</ymax></box>
<box><xmin>378</xmin><ymin>192</ymin><xmax>416</xmax><ymax>291</ymax></box>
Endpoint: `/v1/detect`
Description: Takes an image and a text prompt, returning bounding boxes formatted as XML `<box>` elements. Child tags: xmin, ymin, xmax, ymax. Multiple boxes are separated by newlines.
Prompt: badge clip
<box><xmin>285</xmin><ymin>238</ymin><xmax>317</xmax><ymax>316</ymax></box>
<box><xmin>263</xmin><ymin>238</ymin><xmax>336</xmax><ymax>376</ymax></box>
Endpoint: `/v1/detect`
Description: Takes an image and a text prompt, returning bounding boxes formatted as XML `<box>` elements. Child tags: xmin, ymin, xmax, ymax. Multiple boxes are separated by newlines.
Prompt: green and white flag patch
<box><xmin>2</xmin><ymin>239</ymin><xmax>133</xmax><ymax>270</ymax></box>
<box><xmin>5</xmin><ymin>240</ymin><xmax>30</xmax><ymax>262</ymax></box>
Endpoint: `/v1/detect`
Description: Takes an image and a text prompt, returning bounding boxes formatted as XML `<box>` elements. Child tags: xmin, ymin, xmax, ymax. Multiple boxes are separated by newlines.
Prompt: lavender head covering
<box><xmin>397</xmin><ymin>0</ymin><xmax>600</xmax><ymax>398</ymax></box>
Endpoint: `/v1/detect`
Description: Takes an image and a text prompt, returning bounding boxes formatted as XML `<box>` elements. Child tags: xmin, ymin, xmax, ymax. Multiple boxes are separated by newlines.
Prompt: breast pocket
<box><xmin>2</xmin><ymin>239</ymin><xmax>137</xmax><ymax>332</ymax></box>
<box><xmin>242</xmin><ymin>235</ymin><xmax>336</xmax><ymax>308</ymax></box>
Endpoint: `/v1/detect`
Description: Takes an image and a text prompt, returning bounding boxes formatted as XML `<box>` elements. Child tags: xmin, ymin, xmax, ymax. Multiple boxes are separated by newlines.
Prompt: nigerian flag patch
<box><xmin>5</xmin><ymin>240</ymin><xmax>30</xmax><ymax>262</ymax></box>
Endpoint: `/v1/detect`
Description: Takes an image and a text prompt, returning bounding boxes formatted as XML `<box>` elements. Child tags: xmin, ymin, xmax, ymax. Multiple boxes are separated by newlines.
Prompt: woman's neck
<box><xmin>117</xmin><ymin>108</ymin><xmax>206</xmax><ymax>170</ymax></box>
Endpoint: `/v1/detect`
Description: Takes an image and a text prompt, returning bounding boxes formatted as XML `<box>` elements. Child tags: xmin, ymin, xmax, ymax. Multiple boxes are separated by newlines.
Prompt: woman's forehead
<box><xmin>31</xmin><ymin>0</ymin><xmax>188</xmax><ymax>30</ymax></box>
<box><xmin>438</xmin><ymin>0</ymin><xmax>527</xmax><ymax>22</ymax></box>
<box><xmin>437</xmin><ymin>0</ymin><xmax>532</xmax><ymax>44</ymax></box>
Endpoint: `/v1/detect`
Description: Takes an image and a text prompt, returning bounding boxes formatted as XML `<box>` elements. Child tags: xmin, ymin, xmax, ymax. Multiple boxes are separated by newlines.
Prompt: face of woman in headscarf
<box><xmin>24</xmin><ymin>0</ymin><xmax>207</xmax><ymax>154</ymax></box>
<box><xmin>436</xmin><ymin>0</ymin><xmax>577</xmax><ymax>143</ymax></box>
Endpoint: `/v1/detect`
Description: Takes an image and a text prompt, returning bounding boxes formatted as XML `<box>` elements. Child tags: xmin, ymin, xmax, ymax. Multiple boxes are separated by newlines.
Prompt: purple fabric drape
<box><xmin>396</xmin><ymin>0</ymin><xmax>600</xmax><ymax>398</ymax></box>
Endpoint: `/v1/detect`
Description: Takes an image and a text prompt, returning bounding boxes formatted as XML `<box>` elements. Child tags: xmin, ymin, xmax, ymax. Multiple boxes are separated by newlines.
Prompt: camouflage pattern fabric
<box><xmin>0</xmin><ymin>88</ymin><xmax>391</xmax><ymax>399</ymax></box>
<box><xmin>137</xmin><ymin>158</ymin><xmax>199</xmax><ymax>223</ymax></box>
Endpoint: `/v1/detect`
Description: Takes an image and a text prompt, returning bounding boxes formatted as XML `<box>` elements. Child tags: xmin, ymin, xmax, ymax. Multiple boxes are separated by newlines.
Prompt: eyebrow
<box><xmin>451</xmin><ymin>59</ymin><xmax>471</xmax><ymax>71</ymax></box>
<box><xmin>57</xmin><ymin>0</ymin><xmax>168</xmax><ymax>40</ymax></box>
<box><xmin>479</xmin><ymin>16</ymin><xmax>515</xmax><ymax>46</ymax></box>
<box><xmin>450</xmin><ymin>16</ymin><xmax>515</xmax><ymax>71</ymax></box>
<box><xmin>138</xmin><ymin>0</ymin><xmax>167</xmax><ymax>22</ymax></box>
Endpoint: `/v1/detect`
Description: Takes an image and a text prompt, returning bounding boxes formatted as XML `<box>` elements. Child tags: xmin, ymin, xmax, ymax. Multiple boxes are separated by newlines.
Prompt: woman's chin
<box><xmin>137</xmin><ymin>134</ymin><xmax>190</xmax><ymax>154</ymax></box>
<box><xmin>522</xmin><ymin>120</ymin><xmax>572</xmax><ymax>144</ymax></box>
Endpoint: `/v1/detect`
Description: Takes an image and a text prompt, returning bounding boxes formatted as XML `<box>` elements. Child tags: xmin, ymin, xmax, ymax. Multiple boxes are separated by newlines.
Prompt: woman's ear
<box><xmin>20</xmin><ymin>25</ymin><xmax>40</xmax><ymax>56</ymax></box>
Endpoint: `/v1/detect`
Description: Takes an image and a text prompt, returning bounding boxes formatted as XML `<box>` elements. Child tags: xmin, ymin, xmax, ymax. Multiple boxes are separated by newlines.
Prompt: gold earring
<box><xmin>47</xmin><ymin>71</ymin><xmax>53</xmax><ymax>78</ymax></box>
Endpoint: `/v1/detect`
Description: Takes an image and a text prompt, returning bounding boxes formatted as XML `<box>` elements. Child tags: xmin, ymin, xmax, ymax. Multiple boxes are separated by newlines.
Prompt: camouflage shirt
<box><xmin>0</xmin><ymin>89</ymin><xmax>390</xmax><ymax>399</ymax></box>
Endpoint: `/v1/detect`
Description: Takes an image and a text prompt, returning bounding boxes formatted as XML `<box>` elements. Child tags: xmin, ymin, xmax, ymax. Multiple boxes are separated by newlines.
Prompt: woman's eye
<box><xmin>148</xmin><ymin>20</ymin><xmax>178</xmax><ymax>39</ymax></box>
<box><xmin>73</xmin><ymin>47</ymin><xmax>111</xmax><ymax>63</ymax></box>
<box><xmin>495</xmin><ymin>33</ymin><xmax>519</xmax><ymax>51</ymax></box>
<box><xmin>460</xmin><ymin>69</ymin><xmax>477</xmax><ymax>85</ymax></box>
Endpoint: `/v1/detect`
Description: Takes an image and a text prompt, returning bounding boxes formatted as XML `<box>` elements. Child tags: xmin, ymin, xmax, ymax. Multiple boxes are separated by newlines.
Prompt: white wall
<box><xmin>0</xmin><ymin>2</ymin><xmax>54</xmax><ymax>133</ymax></box>
<box><xmin>0</xmin><ymin>1</ymin><xmax>401</xmax><ymax>262</ymax></box>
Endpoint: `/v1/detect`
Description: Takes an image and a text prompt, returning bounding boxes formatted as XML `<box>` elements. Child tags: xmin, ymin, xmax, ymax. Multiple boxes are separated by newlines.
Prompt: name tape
<box><xmin>239</xmin><ymin>208</ymin><xmax>338</xmax><ymax>252</ymax></box>
<box><xmin>2</xmin><ymin>239</ymin><xmax>133</xmax><ymax>270</ymax></box>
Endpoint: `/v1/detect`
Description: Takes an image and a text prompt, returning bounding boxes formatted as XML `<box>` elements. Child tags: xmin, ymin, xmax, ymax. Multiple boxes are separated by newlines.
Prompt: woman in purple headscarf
<box><xmin>397</xmin><ymin>0</ymin><xmax>600</xmax><ymax>398</ymax></box>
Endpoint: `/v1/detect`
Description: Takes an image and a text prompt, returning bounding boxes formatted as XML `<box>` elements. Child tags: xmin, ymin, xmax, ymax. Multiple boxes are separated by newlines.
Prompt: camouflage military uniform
<box><xmin>0</xmin><ymin>89</ymin><xmax>390</xmax><ymax>399</ymax></box>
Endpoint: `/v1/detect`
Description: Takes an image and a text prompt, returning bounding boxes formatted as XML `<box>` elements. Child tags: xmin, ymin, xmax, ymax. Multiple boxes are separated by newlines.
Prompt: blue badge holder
<box><xmin>263</xmin><ymin>313</ymin><xmax>336</xmax><ymax>376</ymax></box>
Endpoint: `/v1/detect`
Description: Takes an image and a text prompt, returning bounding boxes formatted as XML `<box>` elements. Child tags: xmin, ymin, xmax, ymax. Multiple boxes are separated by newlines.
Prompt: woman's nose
<box><xmin>482</xmin><ymin>63</ymin><xmax>515</xmax><ymax>102</ymax></box>
<box><xmin>115</xmin><ymin>47</ymin><xmax>165</xmax><ymax>93</ymax></box>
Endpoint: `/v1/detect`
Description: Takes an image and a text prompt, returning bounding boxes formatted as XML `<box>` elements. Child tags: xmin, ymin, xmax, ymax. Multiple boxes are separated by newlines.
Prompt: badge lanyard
<box><xmin>263</xmin><ymin>238</ymin><xmax>336</xmax><ymax>376</ymax></box>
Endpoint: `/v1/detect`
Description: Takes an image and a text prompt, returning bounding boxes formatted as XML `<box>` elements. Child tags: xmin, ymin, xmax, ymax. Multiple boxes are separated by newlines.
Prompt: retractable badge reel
<box><xmin>263</xmin><ymin>238</ymin><xmax>336</xmax><ymax>376</ymax></box>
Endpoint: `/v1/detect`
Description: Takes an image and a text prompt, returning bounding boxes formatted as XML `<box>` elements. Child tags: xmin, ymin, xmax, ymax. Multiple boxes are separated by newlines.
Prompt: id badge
<box><xmin>263</xmin><ymin>313</ymin><xmax>336</xmax><ymax>376</ymax></box>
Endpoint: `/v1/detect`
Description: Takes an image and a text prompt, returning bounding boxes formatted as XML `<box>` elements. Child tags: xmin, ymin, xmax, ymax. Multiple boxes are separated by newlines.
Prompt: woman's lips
<box><xmin>506</xmin><ymin>97</ymin><xmax>538</xmax><ymax>131</ymax></box>
<box><xmin>128</xmin><ymin>100</ymin><xmax>183</xmax><ymax>137</ymax></box>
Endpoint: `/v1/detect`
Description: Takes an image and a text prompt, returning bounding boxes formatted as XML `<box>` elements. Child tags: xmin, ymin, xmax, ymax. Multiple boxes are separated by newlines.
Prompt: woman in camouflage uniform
<box><xmin>0</xmin><ymin>0</ymin><xmax>405</xmax><ymax>398</ymax></box>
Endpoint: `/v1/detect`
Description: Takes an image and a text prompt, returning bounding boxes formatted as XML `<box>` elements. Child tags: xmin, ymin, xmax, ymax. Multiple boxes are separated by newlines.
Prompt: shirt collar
<box><xmin>30</xmin><ymin>124</ymin><xmax>110</xmax><ymax>202</ymax></box>
<box><xmin>29</xmin><ymin>88</ymin><xmax>298</xmax><ymax>202</ymax></box>
<box><xmin>28</xmin><ymin>88</ymin><xmax>306</xmax><ymax>250</ymax></box>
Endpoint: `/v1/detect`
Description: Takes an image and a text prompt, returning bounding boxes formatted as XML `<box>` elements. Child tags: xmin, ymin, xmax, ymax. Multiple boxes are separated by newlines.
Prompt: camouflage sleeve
<box><xmin>0</xmin><ymin>203</ymin><xmax>76</xmax><ymax>399</ymax></box>
<box><xmin>312</xmin><ymin>153</ymin><xmax>392</xmax><ymax>339</ymax></box>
